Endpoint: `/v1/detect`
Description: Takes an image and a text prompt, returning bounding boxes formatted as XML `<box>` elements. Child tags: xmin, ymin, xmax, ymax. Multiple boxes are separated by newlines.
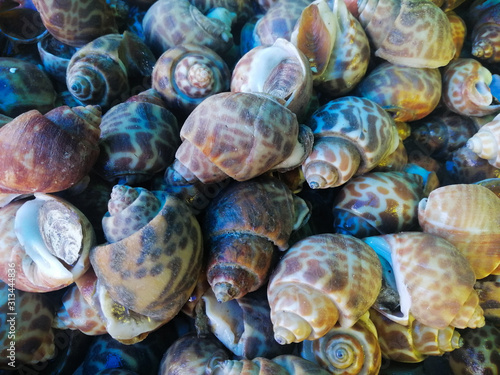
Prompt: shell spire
<box><xmin>466</xmin><ymin>113</ymin><xmax>500</xmax><ymax>168</ymax></box>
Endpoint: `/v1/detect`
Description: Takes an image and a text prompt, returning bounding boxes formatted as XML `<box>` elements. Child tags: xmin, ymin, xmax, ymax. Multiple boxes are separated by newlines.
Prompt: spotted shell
<box><xmin>213</xmin><ymin>355</ymin><xmax>332</xmax><ymax>374</ymax></box>
<box><xmin>441</xmin><ymin>58</ymin><xmax>500</xmax><ymax>117</ymax></box>
<box><xmin>475</xmin><ymin>275</ymin><xmax>500</xmax><ymax>324</ymax></box>
<box><xmin>91</xmin><ymin>185</ymin><xmax>203</xmax><ymax>322</ymax></box>
<box><xmin>267</xmin><ymin>233</ymin><xmax>382</xmax><ymax>344</ymax></box>
<box><xmin>302</xmin><ymin>96</ymin><xmax>399</xmax><ymax>189</ymax></box>
<box><xmin>447</xmin><ymin>10</ymin><xmax>467</xmax><ymax>59</ymax></box>
<box><xmin>354</xmin><ymin>61</ymin><xmax>442</xmax><ymax>122</ymax></box>
<box><xmin>469</xmin><ymin>0</ymin><xmax>500</xmax><ymax>63</ymax></box>
<box><xmin>364</xmin><ymin>232</ymin><xmax>485</xmax><ymax>330</ymax></box>
<box><xmin>418</xmin><ymin>184</ymin><xmax>500</xmax><ymax>279</ymax></box>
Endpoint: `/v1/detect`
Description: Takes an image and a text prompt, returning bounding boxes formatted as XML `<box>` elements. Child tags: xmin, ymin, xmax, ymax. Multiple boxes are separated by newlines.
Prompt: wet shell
<box><xmin>267</xmin><ymin>233</ymin><xmax>382</xmax><ymax>344</ymax></box>
<box><xmin>418</xmin><ymin>184</ymin><xmax>500</xmax><ymax>279</ymax></box>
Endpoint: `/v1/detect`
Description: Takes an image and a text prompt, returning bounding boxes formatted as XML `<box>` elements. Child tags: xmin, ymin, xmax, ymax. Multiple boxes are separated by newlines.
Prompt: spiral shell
<box><xmin>442</xmin><ymin>58</ymin><xmax>500</xmax><ymax>117</ymax></box>
<box><xmin>231</xmin><ymin>38</ymin><xmax>313</xmax><ymax>120</ymax></box>
<box><xmin>32</xmin><ymin>0</ymin><xmax>125</xmax><ymax>47</ymax></box>
<box><xmin>94</xmin><ymin>89</ymin><xmax>181</xmax><ymax>184</ymax></box>
<box><xmin>66</xmin><ymin>31</ymin><xmax>156</xmax><ymax>109</ymax></box>
<box><xmin>302</xmin><ymin>96</ymin><xmax>399</xmax><ymax>189</ymax></box>
<box><xmin>267</xmin><ymin>233</ymin><xmax>382</xmax><ymax>345</ymax></box>
<box><xmin>469</xmin><ymin>0</ymin><xmax>500</xmax><ymax>64</ymax></box>
<box><xmin>352</xmin><ymin>0</ymin><xmax>456</xmax><ymax>68</ymax></box>
<box><xmin>445</xmin><ymin>145</ymin><xmax>500</xmax><ymax>184</ymax></box>
<box><xmin>466</xmin><ymin>112</ymin><xmax>500</xmax><ymax>168</ymax></box>
<box><xmin>418</xmin><ymin>183</ymin><xmax>500</xmax><ymax>279</ymax></box>
<box><xmin>370</xmin><ymin>309</ymin><xmax>463</xmax><ymax>363</ymax></box>
<box><xmin>91</xmin><ymin>185</ymin><xmax>203</xmax><ymax>322</ymax></box>
<box><xmin>301</xmin><ymin>313</ymin><xmax>382</xmax><ymax>374</ymax></box>
<box><xmin>364</xmin><ymin>232</ymin><xmax>485</xmax><ymax>330</ymax></box>
<box><xmin>0</xmin><ymin>104</ymin><xmax>101</xmax><ymax>194</ymax></box>
<box><xmin>354</xmin><ymin>61</ymin><xmax>442</xmax><ymax>122</ymax></box>
<box><xmin>152</xmin><ymin>43</ymin><xmax>231</xmax><ymax>115</ymax></box>
<box><xmin>169</xmin><ymin>91</ymin><xmax>313</xmax><ymax>184</ymax></box>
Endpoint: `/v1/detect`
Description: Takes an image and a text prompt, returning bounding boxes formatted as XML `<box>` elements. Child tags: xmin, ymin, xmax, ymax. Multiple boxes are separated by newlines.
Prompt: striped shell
<box><xmin>467</xmin><ymin>112</ymin><xmax>500</xmax><ymax>168</ymax></box>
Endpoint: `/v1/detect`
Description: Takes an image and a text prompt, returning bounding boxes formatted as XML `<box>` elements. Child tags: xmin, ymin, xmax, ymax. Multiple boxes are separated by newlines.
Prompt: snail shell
<box><xmin>91</xmin><ymin>185</ymin><xmax>203</xmax><ymax>322</ymax></box>
<box><xmin>213</xmin><ymin>355</ymin><xmax>332</xmax><ymax>374</ymax></box>
<box><xmin>231</xmin><ymin>38</ymin><xmax>313</xmax><ymax>120</ymax></box>
<box><xmin>467</xmin><ymin>112</ymin><xmax>500</xmax><ymax>168</ymax></box>
<box><xmin>354</xmin><ymin>61</ymin><xmax>442</xmax><ymax>122</ymax></box>
<box><xmin>267</xmin><ymin>233</ymin><xmax>382</xmax><ymax>344</ymax></box>
<box><xmin>447</xmin><ymin>10</ymin><xmax>467</xmax><ymax>60</ymax></box>
<box><xmin>445</xmin><ymin>145</ymin><xmax>500</xmax><ymax>184</ymax></box>
<box><xmin>94</xmin><ymin>89</ymin><xmax>181</xmax><ymax>185</ymax></box>
<box><xmin>441</xmin><ymin>58</ymin><xmax>500</xmax><ymax>117</ymax></box>
<box><xmin>364</xmin><ymin>232</ymin><xmax>485</xmax><ymax>330</ymax></box>
<box><xmin>152</xmin><ymin>43</ymin><xmax>231</xmax><ymax>115</ymax></box>
<box><xmin>66</xmin><ymin>31</ymin><xmax>156</xmax><ymax>110</ymax></box>
<box><xmin>0</xmin><ymin>104</ymin><xmax>101</xmax><ymax>194</ymax></box>
<box><xmin>302</xmin><ymin>96</ymin><xmax>399</xmax><ymax>189</ymax></box>
<box><xmin>370</xmin><ymin>308</ymin><xmax>463</xmax><ymax>363</ymax></box>
<box><xmin>290</xmin><ymin>0</ymin><xmax>371</xmax><ymax>98</ymax></box>
<box><xmin>142</xmin><ymin>0</ymin><xmax>235</xmax><ymax>56</ymax></box>
<box><xmin>475</xmin><ymin>275</ymin><xmax>500</xmax><ymax>324</ymax></box>
<box><xmin>300</xmin><ymin>312</ymin><xmax>382</xmax><ymax>374</ymax></box>
<box><xmin>203</xmin><ymin>176</ymin><xmax>310</xmax><ymax>302</ymax></box>
<box><xmin>351</xmin><ymin>0</ymin><xmax>456</xmax><ymax>68</ymax></box>
<box><xmin>469</xmin><ymin>0</ymin><xmax>500</xmax><ymax>63</ymax></box>
<box><xmin>170</xmin><ymin>91</ymin><xmax>313</xmax><ymax>184</ymax></box>
<box><xmin>418</xmin><ymin>184</ymin><xmax>500</xmax><ymax>279</ymax></box>
<box><xmin>0</xmin><ymin>193</ymin><xmax>96</xmax><ymax>293</ymax></box>
<box><xmin>32</xmin><ymin>0</ymin><xmax>126</xmax><ymax>47</ymax></box>
<box><xmin>37</xmin><ymin>35</ymin><xmax>78</xmax><ymax>83</ymax></box>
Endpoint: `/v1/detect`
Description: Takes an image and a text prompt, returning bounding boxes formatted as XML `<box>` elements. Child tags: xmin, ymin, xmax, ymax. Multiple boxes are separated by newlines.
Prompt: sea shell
<box><xmin>302</xmin><ymin>96</ymin><xmax>399</xmax><ymax>189</ymax></box>
<box><xmin>364</xmin><ymin>232</ymin><xmax>485</xmax><ymax>330</ymax></box>
<box><xmin>0</xmin><ymin>6</ymin><xmax>48</xmax><ymax>45</ymax></box>
<box><xmin>467</xmin><ymin>112</ymin><xmax>500</xmax><ymax>168</ymax></box>
<box><xmin>469</xmin><ymin>0</ymin><xmax>500</xmax><ymax>63</ymax></box>
<box><xmin>445</xmin><ymin>145</ymin><xmax>500</xmax><ymax>184</ymax></box>
<box><xmin>37</xmin><ymin>35</ymin><xmax>78</xmax><ymax>83</ymax></box>
<box><xmin>0</xmin><ymin>193</ymin><xmax>96</xmax><ymax>293</ymax></box>
<box><xmin>418</xmin><ymin>183</ymin><xmax>500</xmax><ymax>279</ymax></box>
<box><xmin>475</xmin><ymin>275</ymin><xmax>500</xmax><ymax>324</ymax></box>
<box><xmin>447</xmin><ymin>10</ymin><xmax>467</xmax><ymax>59</ymax></box>
<box><xmin>267</xmin><ymin>233</ymin><xmax>382</xmax><ymax>344</ymax></box>
<box><xmin>0</xmin><ymin>104</ymin><xmax>101</xmax><ymax>194</ymax></box>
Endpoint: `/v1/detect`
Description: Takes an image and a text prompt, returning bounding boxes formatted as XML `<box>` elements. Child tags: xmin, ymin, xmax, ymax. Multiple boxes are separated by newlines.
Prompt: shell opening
<box><xmin>272</xmin><ymin>311</ymin><xmax>313</xmax><ymax>345</ymax></box>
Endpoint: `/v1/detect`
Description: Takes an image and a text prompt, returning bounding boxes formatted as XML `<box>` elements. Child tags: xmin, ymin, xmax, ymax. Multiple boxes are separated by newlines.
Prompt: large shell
<box><xmin>364</xmin><ymin>232</ymin><xmax>485</xmax><ymax>330</ymax></box>
<box><xmin>418</xmin><ymin>184</ymin><xmax>500</xmax><ymax>279</ymax></box>
<box><xmin>302</xmin><ymin>96</ymin><xmax>399</xmax><ymax>189</ymax></box>
<box><xmin>354</xmin><ymin>61</ymin><xmax>442</xmax><ymax>122</ymax></box>
<box><xmin>267</xmin><ymin>233</ymin><xmax>382</xmax><ymax>344</ymax></box>
<box><xmin>0</xmin><ymin>104</ymin><xmax>101</xmax><ymax>194</ymax></box>
<box><xmin>169</xmin><ymin>91</ymin><xmax>313</xmax><ymax>184</ymax></box>
<box><xmin>203</xmin><ymin>176</ymin><xmax>309</xmax><ymax>302</ymax></box>
<box><xmin>0</xmin><ymin>193</ymin><xmax>96</xmax><ymax>292</ymax></box>
<box><xmin>441</xmin><ymin>58</ymin><xmax>500</xmax><ymax>117</ymax></box>
<box><xmin>352</xmin><ymin>0</ymin><xmax>456</xmax><ymax>68</ymax></box>
<box><xmin>93</xmin><ymin>89</ymin><xmax>181</xmax><ymax>185</ymax></box>
<box><xmin>466</xmin><ymin>112</ymin><xmax>500</xmax><ymax>168</ymax></box>
<box><xmin>91</xmin><ymin>185</ymin><xmax>203</xmax><ymax>322</ymax></box>
<box><xmin>152</xmin><ymin>43</ymin><xmax>231</xmax><ymax>115</ymax></box>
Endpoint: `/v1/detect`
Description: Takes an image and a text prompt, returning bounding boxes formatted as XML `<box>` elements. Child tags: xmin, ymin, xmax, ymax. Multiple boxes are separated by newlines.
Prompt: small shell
<box><xmin>469</xmin><ymin>0</ymin><xmax>500</xmax><ymax>63</ymax></box>
<box><xmin>467</xmin><ymin>112</ymin><xmax>500</xmax><ymax>168</ymax></box>
<box><xmin>267</xmin><ymin>233</ymin><xmax>382</xmax><ymax>344</ymax></box>
<box><xmin>37</xmin><ymin>35</ymin><xmax>78</xmax><ymax>83</ymax></box>
<box><xmin>445</xmin><ymin>145</ymin><xmax>500</xmax><ymax>184</ymax></box>
<box><xmin>441</xmin><ymin>58</ymin><xmax>500</xmax><ymax>117</ymax></box>
<box><xmin>152</xmin><ymin>43</ymin><xmax>231</xmax><ymax>115</ymax></box>
<box><xmin>364</xmin><ymin>232</ymin><xmax>485</xmax><ymax>330</ymax></box>
<box><xmin>354</xmin><ymin>61</ymin><xmax>442</xmax><ymax>122</ymax></box>
<box><xmin>418</xmin><ymin>184</ymin><xmax>500</xmax><ymax>279</ymax></box>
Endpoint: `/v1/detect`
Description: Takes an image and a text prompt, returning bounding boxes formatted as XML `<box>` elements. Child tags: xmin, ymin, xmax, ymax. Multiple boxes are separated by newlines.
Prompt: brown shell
<box><xmin>0</xmin><ymin>105</ymin><xmax>101</xmax><ymax>194</ymax></box>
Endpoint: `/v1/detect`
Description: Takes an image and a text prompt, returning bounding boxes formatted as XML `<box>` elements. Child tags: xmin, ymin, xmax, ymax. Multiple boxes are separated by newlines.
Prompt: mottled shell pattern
<box><xmin>91</xmin><ymin>185</ymin><xmax>203</xmax><ymax>322</ymax></box>
<box><xmin>469</xmin><ymin>0</ymin><xmax>500</xmax><ymax>63</ymax></box>
<box><xmin>474</xmin><ymin>274</ymin><xmax>500</xmax><ymax>324</ymax></box>
<box><xmin>364</xmin><ymin>232</ymin><xmax>485</xmax><ymax>330</ymax></box>
<box><xmin>418</xmin><ymin>183</ymin><xmax>500</xmax><ymax>279</ymax></box>
<box><xmin>467</xmin><ymin>112</ymin><xmax>500</xmax><ymax>168</ymax></box>
<box><xmin>0</xmin><ymin>281</ymin><xmax>56</xmax><ymax>368</ymax></box>
<box><xmin>0</xmin><ymin>193</ymin><xmax>95</xmax><ymax>293</ymax></box>
<box><xmin>0</xmin><ymin>104</ymin><xmax>101</xmax><ymax>194</ymax></box>
<box><xmin>290</xmin><ymin>0</ymin><xmax>371</xmax><ymax>98</ymax></box>
<box><xmin>203</xmin><ymin>176</ymin><xmax>310</xmax><ymax>302</ymax></box>
<box><xmin>351</xmin><ymin>0</ymin><xmax>456</xmax><ymax>68</ymax></box>
<box><xmin>302</xmin><ymin>96</ymin><xmax>399</xmax><ymax>189</ymax></box>
<box><xmin>300</xmin><ymin>313</ymin><xmax>382</xmax><ymax>375</ymax></box>
<box><xmin>332</xmin><ymin>170</ymin><xmax>426</xmax><ymax>238</ymax></box>
<box><xmin>441</xmin><ymin>58</ymin><xmax>500</xmax><ymax>117</ymax></box>
<box><xmin>354</xmin><ymin>61</ymin><xmax>442</xmax><ymax>122</ymax></box>
<box><xmin>170</xmin><ymin>91</ymin><xmax>313</xmax><ymax>184</ymax></box>
<box><xmin>66</xmin><ymin>31</ymin><xmax>156</xmax><ymax>109</ymax></box>
<box><xmin>94</xmin><ymin>89</ymin><xmax>181</xmax><ymax>185</ymax></box>
<box><xmin>446</xmin><ymin>10</ymin><xmax>467</xmax><ymax>59</ymax></box>
<box><xmin>212</xmin><ymin>355</ymin><xmax>332</xmax><ymax>374</ymax></box>
<box><xmin>152</xmin><ymin>43</ymin><xmax>231</xmax><ymax>115</ymax></box>
<box><xmin>445</xmin><ymin>145</ymin><xmax>500</xmax><ymax>185</ymax></box>
<box><xmin>142</xmin><ymin>0</ymin><xmax>235</xmax><ymax>57</ymax></box>
<box><xmin>267</xmin><ymin>233</ymin><xmax>382</xmax><ymax>345</ymax></box>
<box><xmin>231</xmin><ymin>38</ymin><xmax>313</xmax><ymax>120</ymax></box>
<box><xmin>370</xmin><ymin>309</ymin><xmax>463</xmax><ymax>363</ymax></box>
